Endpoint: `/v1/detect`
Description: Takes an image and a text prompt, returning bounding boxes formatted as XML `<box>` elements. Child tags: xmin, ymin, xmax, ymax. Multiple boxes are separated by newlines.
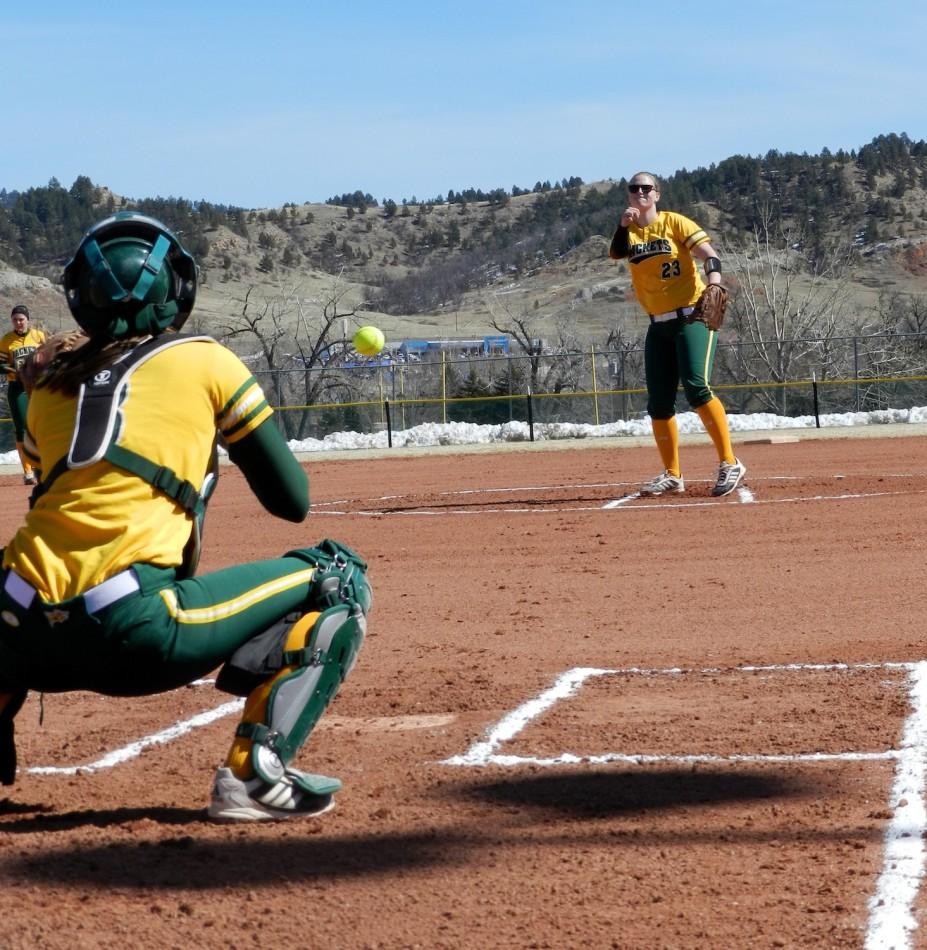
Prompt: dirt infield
<box><xmin>1</xmin><ymin>433</ymin><xmax>926</xmax><ymax>948</ymax></box>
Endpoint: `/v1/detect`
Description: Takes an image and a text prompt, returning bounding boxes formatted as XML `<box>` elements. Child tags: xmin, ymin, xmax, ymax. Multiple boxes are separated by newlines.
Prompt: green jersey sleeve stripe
<box><xmin>223</xmin><ymin>399</ymin><xmax>271</xmax><ymax>439</ymax></box>
<box><xmin>218</xmin><ymin>377</ymin><xmax>259</xmax><ymax>419</ymax></box>
<box><xmin>218</xmin><ymin>380</ymin><xmax>270</xmax><ymax>433</ymax></box>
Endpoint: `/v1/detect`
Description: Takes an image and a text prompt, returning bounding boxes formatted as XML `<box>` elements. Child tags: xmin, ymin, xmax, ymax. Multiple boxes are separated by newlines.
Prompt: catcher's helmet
<box><xmin>63</xmin><ymin>212</ymin><xmax>197</xmax><ymax>339</ymax></box>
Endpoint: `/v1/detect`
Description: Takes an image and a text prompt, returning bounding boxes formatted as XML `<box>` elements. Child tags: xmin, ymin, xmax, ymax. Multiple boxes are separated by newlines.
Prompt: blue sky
<box><xmin>5</xmin><ymin>1</ymin><xmax>925</xmax><ymax>209</ymax></box>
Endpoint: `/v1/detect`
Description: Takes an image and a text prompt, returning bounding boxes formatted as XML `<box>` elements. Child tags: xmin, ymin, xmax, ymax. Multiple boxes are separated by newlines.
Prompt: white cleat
<box><xmin>207</xmin><ymin>767</ymin><xmax>339</xmax><ymax>822</ymax></box>
<box><xmin>712</xmin><ymin>458</ymin><xmax>747</xmax><ymax>497</ymax></box>
<box><xmin>640</xmin><ymin>471</ymin><xmax>685</xmax><ymax>496</ymax></box>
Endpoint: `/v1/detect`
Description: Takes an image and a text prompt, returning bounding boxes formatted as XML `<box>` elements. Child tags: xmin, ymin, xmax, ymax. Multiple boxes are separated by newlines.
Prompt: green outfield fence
<box><xmin>242</xmin><ymin>331</ymin><xmax>927</xmax><ymax>443</ymax></box>
<box><xmin>5</xmin><ymin>332</ymin><xmax>927</xmax><ymax>449</ymax></box>
<box><xmin>253</xmin><ymin>374</ymin><xmax>927</xmax><ymax>447</ymax></box>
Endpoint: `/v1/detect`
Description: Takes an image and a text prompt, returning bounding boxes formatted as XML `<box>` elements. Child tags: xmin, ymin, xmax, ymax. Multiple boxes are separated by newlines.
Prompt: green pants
<box><xmin>6</xmin><ymin>380</ymin><xmax>28</xmax><ymax>441</ymax></box>
<box><xmin>644</xmin><ymin>317</ymin><xmax>718</xmax><ymax>419</ymax></box>
<box><xmin>0</xmin><ymin>553</ymin><xmax>326</xmax><ymax>695</ymax></box>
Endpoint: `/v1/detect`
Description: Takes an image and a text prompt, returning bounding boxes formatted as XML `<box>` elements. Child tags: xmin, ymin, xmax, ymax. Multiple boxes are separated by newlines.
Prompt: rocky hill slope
<box><xmin>3</xmin><ymin>134</ymin><xmax>927</xmax><ymax>350</ymax></box>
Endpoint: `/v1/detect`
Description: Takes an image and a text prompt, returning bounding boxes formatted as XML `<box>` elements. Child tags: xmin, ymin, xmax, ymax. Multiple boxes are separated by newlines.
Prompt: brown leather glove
<box><xmin>19</xmin><ymin>330</ymin><xmax>89</xmax><ymax>394</ymax></box>
<box><xmin>687</xmin><ymin>284</ymin><xmax>729</xmax><ymax>331</ymax></box>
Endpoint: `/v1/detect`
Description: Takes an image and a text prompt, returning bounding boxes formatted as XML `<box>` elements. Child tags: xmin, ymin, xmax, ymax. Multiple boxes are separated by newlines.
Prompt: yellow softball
<box><xmin>352</xmin><ymin>325</ymin><xmax>385</xmax><ymax>356</ymax></box>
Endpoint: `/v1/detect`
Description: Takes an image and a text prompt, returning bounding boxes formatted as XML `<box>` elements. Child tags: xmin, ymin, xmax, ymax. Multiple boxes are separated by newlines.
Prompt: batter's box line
<box><xmin>440</xmin><ymin>661</ymin><xmax>917</xmax><ymax>769</ymax></box>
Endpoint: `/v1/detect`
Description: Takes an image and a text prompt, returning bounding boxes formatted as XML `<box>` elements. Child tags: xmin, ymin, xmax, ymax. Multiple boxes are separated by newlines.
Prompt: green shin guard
<box><xmin>238</xmin><ymin>604</ymin><xmax>367</xmax><ymax>786</ymax></box>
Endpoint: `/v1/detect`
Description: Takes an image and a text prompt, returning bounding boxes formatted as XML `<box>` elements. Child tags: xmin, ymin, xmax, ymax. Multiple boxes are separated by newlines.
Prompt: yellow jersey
<box><xmin>0</xmin><ymin>327</ymin><xmax>47</xmax><ymax>382</ymax></box>
<box><xmin>625</xmin><ymin>211</ymin><xmax>710</xmax><ymax>315</ymax></box>
<box><xmin>3</xmin><ymin>338</ymin><xmax>273</xmax><ymax>601</ymax></box>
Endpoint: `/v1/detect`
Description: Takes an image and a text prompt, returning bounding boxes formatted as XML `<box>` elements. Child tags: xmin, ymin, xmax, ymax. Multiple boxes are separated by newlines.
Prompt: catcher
<box><xmin>0</xmin><ymin>212</ymin><xmax>371</xmax><ymax>821</ymax></box>
<box><xmin>608</xmin><ymin>172</ymin><xmax>746</xmax><ymax>497</ymax></box>
<box><xmin>0</xmin><ymin>304</ymin><xmax>47</xmax><ymax>484</ymax></box>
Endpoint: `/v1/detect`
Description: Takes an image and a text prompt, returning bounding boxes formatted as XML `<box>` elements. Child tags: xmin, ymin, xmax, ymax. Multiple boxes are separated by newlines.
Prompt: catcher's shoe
<box><xmin>22</xmin><ymin>472</ymin><xmax>36</xmax><ymax>486</ymax></box>
<box><xmin>207</xmin><ymin>766</ymin><xmax>339</xmax><ymax>822</ymax></box>
<box><xmin>640</xmin><ymin>471</ymin><xmax>685</xmax><ymax>496</ymax></box>
<box><xmin>712</xmin><ymin>458</ymin><xmax>747</xmax><ymax>497</ymax></box>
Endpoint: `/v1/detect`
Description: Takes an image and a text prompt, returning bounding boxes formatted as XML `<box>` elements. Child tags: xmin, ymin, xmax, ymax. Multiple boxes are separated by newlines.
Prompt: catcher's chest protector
<box><xmin>67</xmin><ymin>335</ymin><xmax>211</xmax><ymax>466</ymax></box>
<box><xmin>34</xmin><ymin>334</ymin><xmax>218</xmax><ymax>576</ymax></box>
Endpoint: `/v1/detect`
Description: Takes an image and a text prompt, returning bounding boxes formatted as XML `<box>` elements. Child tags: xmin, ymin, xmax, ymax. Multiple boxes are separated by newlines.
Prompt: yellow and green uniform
<box><xmin>611</xmin><ymin>210</ymin><xmax>718</xmax><ymax>415</ymax></box>
<box><xmin>0</xmin><ymin>327</ymin><xmax>46</xmax><ymax>386</ymax></box>
<box><xmin>610</xmin><ymin>210</ymin><xmax>735</xmax><ymax>469</ymax></box>
<box><xmin>0</xmin><ymin>326</ymin><xmax>46</xmax><ymax>475</ymax></box>
<box><xmin>0</xmin><ymin>337</ymin><xmax>330</xmax><ymax>698</ymax></box>
<box><xmin>10</xmin><ymin>339</ymin><xmax>269</xmax><ymax>600</ymax></box>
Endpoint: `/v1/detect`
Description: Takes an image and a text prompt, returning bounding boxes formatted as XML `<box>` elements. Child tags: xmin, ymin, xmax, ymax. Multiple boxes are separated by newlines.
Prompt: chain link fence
<box><xmin>249</xmin><ymin>332</ymin><xmax>927</xmax><ymax>441</ymax></box>
<box><xmin>5</xmin><ymin>332</ymin><xmax>927</xmax><ymax>452</ymax></box>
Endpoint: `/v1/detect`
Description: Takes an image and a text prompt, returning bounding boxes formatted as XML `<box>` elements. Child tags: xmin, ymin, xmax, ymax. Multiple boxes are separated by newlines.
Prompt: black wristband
<box><xmin>704</xmin><ymin>256</ymin><xmax>722</xmax><ymax>276</ymax></box>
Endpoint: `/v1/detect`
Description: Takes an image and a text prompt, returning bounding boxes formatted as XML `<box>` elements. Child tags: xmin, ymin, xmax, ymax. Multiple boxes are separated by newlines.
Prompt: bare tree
<box><xmin>603</xmin><ymin>314</ymin><xmax>646</xmax><ymax>416</ymax></box>
<box><xmin>486</xmin><ymin>292</ymin><xmax>553</xmax><ymax>394</ymax></box>
<box><xmin>872</xmin><ymin>290</ymin><xmax>927</xmax><ymax>336</ymax></box>
<box><xmin>857</xmin><ymin>290</ymin><xmax>927</xmax><ymax>397</ymax></box>
<box><xmin>542</xmin><ymin>314</ymin><xmax>586</xmax><ymax>394</ymax></box>
<box><xmin>216</xmin><ymin>285</ymin><xmax>292</xmax><ymax>417</ymax></box>
<box><xmin>215</xmin><ymin>273</ymin><xmax>373</xmax><ymax>438</ymax></box>
<box><xmin>720</xmin><ymin>208</ymin><xmax>859</xmax><ymax>412</ymax></box>
<box><xmin>485</xmin><ymin>292</ymin><xmax>593</xmax><ymax>408</ymax></box>
<box><xmin>288</xmin><ymin>277</ymin><xmax>371</xmax><ymax>439</ymax></box>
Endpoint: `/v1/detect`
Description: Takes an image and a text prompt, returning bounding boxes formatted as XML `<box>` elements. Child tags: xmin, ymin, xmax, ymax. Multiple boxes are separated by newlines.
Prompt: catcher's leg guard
<box><xmin>287</xmin><ymin>539</ymin><xmax>372</xmax><ymax>617</ymax></box>
<box><xmin>229</xmin><ymin>604</ymin><xmax>366</xmax><ymax>786</ymax></box>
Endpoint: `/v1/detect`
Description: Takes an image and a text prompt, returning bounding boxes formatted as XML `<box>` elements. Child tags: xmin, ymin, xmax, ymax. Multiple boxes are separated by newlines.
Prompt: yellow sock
<box><xmin>651</xmin><ymin>417</ymin><xmax>680</xmax><ymax>477</ymax></box>
<box><xmin>696</xmin><ymin>397</ymin><xmax>736</xmax><ymax>464</ymax></box>
<box><xmin>224</xmin><ymin>611</ymin><xmax>322</xmax><ymax>780</ymax></box>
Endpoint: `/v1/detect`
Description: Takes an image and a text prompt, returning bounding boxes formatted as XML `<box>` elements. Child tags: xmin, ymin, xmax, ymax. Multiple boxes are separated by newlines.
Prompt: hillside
<box><xmin>2</xmin><ymin>133</ymin><xmax>927</xmax><ymax>350</ymax></box>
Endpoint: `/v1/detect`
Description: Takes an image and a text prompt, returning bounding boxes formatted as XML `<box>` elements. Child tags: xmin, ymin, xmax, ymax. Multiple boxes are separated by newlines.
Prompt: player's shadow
<box><xmin>0</xmin><ymin>797</ymin><xmax>56</xmax><ymax>816</ymax></box>
<box><xmin>456</xmin><ymin>767</ymin><xmax>813</xmax><ymax>818</ymax></box>
<box><xmin>0</xmin><ymin>803</ymin><xmax>207</xmax><ymax>831</ymax></box>
<box><xmin>6</xmin><ymin>825</ymin><xmax>469</xmax><ymax>888</ymax></box>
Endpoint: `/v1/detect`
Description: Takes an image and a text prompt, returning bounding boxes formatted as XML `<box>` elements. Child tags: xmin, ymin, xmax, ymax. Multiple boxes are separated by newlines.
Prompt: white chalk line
<box><xmin>865</xmin><ymin>661</ymin><xmax>927</xmax><ymax>950</ymax></box>
<box><xmin>440</xmin><ymin>662</ymin><xmax>914</xmax><ymax>766</ymax></box>
<box><xmin>26</xmin><ymin>699</ymin><xmax>244</xmax><ymax>776</ymax></box>
<box><xmin>444</xmin><ymin>666</ymin><xmax>602</xmax><ymax>766</ymax></box>
<box><xmin>597</xmin><ymin>488</ymin><xmax>927</xmax><ymax>513</ymax></box>
<box><xmin>441</xmin><ymin>660</ymin><xmax>927</xmax><ymax>950</ymax></box>
<box><xmin>21</xmin><ymin>694</ymin><xmax>455</xmax><ymax>778</ymax></box>
<box><xmin>603</xmin><ymin>492</ymin><xmax>640</xmax><ymax>508</ymax></box>
<box><xmin>474</xmin><ymin>751</ymin><xmax>900</xmax><ymax>767</ymax></box>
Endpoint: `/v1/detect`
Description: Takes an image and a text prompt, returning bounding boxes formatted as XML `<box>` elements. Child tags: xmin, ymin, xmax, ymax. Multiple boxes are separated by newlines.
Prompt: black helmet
<box><xmin>63</xmin><ymin>212</ymin><xmax>197</xmax><ymax>339</ymax></box>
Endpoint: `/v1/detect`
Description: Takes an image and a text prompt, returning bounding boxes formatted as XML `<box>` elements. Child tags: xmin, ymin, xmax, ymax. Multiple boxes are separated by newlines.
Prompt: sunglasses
<box><xmin>628</xmin><ymin>184</ymin><xmax>655</xmax><ymax>194</ymax></box>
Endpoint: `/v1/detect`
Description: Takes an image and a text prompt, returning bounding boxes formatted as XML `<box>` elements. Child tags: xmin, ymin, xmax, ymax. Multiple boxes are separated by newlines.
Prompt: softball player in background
<box><xmin>0</xmin><ymin>304</ymin><xmax>46</xmax><ymax>484</ymax></box>
<box><xmin>609</xmin><ymin>172</ymin><xmax>746</xmax><ymax>497</ymax></box>
<box><xmin>0</xmin><ymin>212</ymin><xmax>371</xmax><ymax>821</ymax></box>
